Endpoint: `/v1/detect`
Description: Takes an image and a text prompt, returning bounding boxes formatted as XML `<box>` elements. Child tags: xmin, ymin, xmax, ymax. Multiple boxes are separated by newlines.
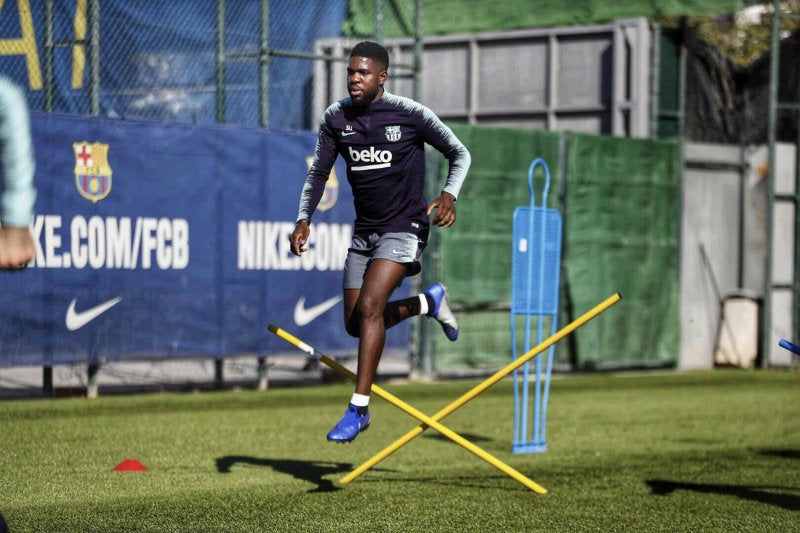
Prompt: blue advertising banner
<box><xmin>0</xmin><ymin>114</ymin><xmax>412</xmax><ymax>367</ymax></box>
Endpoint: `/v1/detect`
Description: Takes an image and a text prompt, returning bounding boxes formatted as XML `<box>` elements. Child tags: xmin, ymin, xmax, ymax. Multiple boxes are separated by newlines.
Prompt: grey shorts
<box><xmin>343</xmin><ymin>232</ymin><xmax>424</xmax><ymax>289</ymax></box>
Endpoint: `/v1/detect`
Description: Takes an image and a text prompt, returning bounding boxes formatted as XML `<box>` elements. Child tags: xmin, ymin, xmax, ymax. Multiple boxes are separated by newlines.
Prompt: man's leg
<box><xmin>343</xmin><ymin>262</ymin><xmax>422</xmax><ymax>336</ymax></box>
<box><xmin>330</xmin><ymin>227</ymin><xmax>459</xmax><ymax>443</ymax></box>
<box><xmin>341</xmin><ymin>233</ymin><xmax>457</xmax><ymax>341</ymax></box>
<box><xmin>352</xmin><ymin>259</ymin><xmax>408</xmax><ymax>395</ymax></box>
<box><xmin>348</xmin><ymin>282</ymin><xmax>459</xmax><ymax>341</ymax></box>
<box><xmin>329</xmin><ymin>259</ymin><xmax>407</xmax><ymax>443</ymax></box>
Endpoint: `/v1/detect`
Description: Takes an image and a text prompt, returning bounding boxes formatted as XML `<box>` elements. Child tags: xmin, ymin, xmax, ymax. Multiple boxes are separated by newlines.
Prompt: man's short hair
<box><xmin>350</xmin><ymin>41</ymin><xmax>389</xmax><ymax>70</ymax></box>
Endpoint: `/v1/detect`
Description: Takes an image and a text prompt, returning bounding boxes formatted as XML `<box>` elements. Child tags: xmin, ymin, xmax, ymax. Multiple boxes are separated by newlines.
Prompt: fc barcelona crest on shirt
<box><xmin>73</xmin><ymin>141</ymin><xmax>112</xmax><ymax>203</ymax></box>
<box><xmin>385</xmin><ymin>125</ymin><xmax>401</xmax><ymax>142</ymax></box>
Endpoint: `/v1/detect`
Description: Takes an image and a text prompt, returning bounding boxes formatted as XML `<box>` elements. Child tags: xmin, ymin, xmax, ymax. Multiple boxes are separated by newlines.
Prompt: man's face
<box><xmin>347</xmin><ymin>56</ymin><xmax>386</xmax><ymax>106</ymax></box>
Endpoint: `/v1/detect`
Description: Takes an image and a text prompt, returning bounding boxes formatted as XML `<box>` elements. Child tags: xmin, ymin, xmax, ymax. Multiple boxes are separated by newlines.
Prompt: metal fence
<box><xmin>0</xmin><ymin>0</ymin><xmax>421</xmax><ymax>130</ymax></box>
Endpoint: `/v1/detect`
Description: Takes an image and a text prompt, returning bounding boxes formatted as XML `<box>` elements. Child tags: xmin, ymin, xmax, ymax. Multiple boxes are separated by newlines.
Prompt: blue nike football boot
<box><xmin>327</xmin><ymin>403</ymin><xmax>371</xmax><ymax>443</ymax></box>
<box><xmin>424</xmin><ymin>282</ymin><xmax>459</xmax><ymax>341</ymax></box>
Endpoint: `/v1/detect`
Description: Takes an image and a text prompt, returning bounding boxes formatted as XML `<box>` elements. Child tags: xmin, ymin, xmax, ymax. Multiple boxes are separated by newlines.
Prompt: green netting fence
<box><xmin>345</xmin><ymin>0</ymin><xmax>744</xmax><ymax>37</ymax></box>
<box><xmin>421</xmin><ymin>125</ymin><xmax>679</xmax><ymax>375</ymax></box>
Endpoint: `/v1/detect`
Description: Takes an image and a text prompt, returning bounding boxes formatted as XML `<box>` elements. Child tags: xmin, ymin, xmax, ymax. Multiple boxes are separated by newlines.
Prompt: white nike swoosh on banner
<box><xmin>293</xmin><ymin>295</ymin><xmax>341</xmax><ymax>327</ymax></box>
<box><xmin>65</xmin><ymin>297</ymin><xmax>122</xmax><ymax>331</ymax></box>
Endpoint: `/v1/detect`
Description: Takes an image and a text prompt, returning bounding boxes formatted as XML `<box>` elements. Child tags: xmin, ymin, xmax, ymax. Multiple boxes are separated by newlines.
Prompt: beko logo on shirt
<box><xmin>348</xmin><ymin>146</ymin><xmax>392</xmax><ymax>171</ymax></box>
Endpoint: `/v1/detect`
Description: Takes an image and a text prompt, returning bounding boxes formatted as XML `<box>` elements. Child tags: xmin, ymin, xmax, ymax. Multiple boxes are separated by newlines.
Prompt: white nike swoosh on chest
<box><xmin>65</xmin><ymin>297</ymin><xmax>122</xmax><ymax>331</ymax></box>
<box><xmin>293</xmin><ymin>296</ymin><xmax>341</xmax><ymax>327</ymax></box>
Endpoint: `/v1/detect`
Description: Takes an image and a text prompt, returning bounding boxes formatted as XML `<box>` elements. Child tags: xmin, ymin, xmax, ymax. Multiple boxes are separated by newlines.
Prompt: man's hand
<box><xmin>427</xmin><ymin>191</ymin><xmax>457</xmax><ymax>228</ymax></box>
<box><xmin>0</xmin><ymin>226</ymin><xmax>34</xmax><ymax>269</ymax></box>
<box><xmin>290</xmin><ymin>220</ymin><xmax>310</xmax><ymax>256</ymax></box>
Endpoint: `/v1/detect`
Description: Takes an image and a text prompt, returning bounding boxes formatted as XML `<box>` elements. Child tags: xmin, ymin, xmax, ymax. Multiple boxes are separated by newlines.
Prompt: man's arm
<box><xmin>426</xmin><ymin>191</ymin><xmax>457</xmax><ymax>228</ymax></box>
<box><xmin>0</xmin><ymin>77</ymin><xmax>36</xmax><ymax>228</ymax></box>
<box><xmin>291</xmin><ymin>107</ymin><xmax>339</xmax><ymax>256</ymax></box>
<box><xmin>0</xmin><ymin>227</ymin><xmax>34</xmax><ymax>269</ymax></box>
<box><xmin>0</xmin><ymin>76</ymin><xmax>36</xmax><ymax>268</ymax></box>
<box><xmin>417</xmin><ymin>104</ymin><xmax>470</xmax><ymax>227</ymax></box>
<box><xmin>417</xmin><ymin>105</ymin><xmax>470</xmax><ymax>201</ymax></box>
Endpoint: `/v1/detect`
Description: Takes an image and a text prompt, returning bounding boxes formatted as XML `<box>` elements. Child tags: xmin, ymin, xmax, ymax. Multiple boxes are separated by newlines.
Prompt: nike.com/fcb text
<box><xmin>30</xmin><ymin>214</ymin><xmax>189</xmax><ymax>270</ymax></box>
<box><xmin>30</xmin><ymin>216</ymin><xmax>351</xmax><ymax>272</ymax></box>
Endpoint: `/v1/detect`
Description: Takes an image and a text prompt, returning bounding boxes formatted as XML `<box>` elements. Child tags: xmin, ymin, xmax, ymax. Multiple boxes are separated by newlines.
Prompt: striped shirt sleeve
<box><xmin>414</xmin><ymin>100</ymin><xmax>470</xmax><ymax>200</ymax></box>
<box><xmin>0</xmin><ymin>76</ymin><xmax>36</xmax><ymax>227</ymax></box>
<box><xmin>296</xmin><ymin>103</ymin><xmax>339</xmax><ymax>223</ymax></box>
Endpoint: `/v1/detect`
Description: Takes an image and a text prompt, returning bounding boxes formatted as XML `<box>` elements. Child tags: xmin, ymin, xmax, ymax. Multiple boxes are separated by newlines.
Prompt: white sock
<box><xmin>350</xmin><ymin>393</ymin><xmax>370</xmax><ymax>407</ymax></box>
<box><xmin>418</xmin><ymin>293</ymin><xmax>429</xmax><ymax>316</ymax></box>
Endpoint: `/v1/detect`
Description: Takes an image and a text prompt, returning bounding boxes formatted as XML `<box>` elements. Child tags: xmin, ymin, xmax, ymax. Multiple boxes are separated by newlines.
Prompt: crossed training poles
<box><xmin>269</xmin><ymin>292</ymin><xmax>621</xmax><ymax>493</ymax></box>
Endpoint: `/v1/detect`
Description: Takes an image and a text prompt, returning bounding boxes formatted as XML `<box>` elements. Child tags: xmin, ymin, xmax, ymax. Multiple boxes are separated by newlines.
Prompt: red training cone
<box><xmin>113</xmin><ymin>459</ymin><xmax>148</xmax><ymax>472</ymax></box>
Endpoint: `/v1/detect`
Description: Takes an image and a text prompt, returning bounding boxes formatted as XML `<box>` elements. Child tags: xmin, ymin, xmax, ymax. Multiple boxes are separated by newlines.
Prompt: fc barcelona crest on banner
<box><xmin>385</xmin><ymin>125</ymin><xmax>401</xmax><ymax>142</ymax></box>
<box><xmin>305</xmin><ymin>155</ymin><xmax>339</xmax><ymax>211</ymax></box>
<box><xmin>73</xmin><ymin>141</ymin><xmax>112</xmax><ymax>203</ymax></box>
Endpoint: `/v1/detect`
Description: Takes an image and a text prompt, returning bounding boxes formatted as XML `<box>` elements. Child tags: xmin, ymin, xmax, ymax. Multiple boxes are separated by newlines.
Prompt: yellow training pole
<box><xmin>341</xmin><ymin>292</ymin><xmax>621</xmax><ymax>484</ymax></box>
<box><xmin>268</xmin><ymin>325</ymin><xmax>548</xmax><ymax>494</ymax></box>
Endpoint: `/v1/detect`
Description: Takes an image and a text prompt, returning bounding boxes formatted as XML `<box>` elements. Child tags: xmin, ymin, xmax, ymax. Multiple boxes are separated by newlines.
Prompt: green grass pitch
<box><xmin>0</xmin><ymin>369</ymin><xmax>798</xmax><ymax>532</ymax></box>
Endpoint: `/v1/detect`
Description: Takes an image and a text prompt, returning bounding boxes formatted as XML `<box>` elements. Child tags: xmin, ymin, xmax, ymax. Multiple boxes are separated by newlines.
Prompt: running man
<box><xmin>290</xmin><ymin>41</ymin><xmax>470</xmax><ymax>443</ymax></box>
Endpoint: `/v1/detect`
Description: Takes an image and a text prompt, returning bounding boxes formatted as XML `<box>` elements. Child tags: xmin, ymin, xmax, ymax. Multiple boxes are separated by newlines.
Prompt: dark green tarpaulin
<box><xmin>429</xmin><ymin>125</ymin><xmax>679</xmax><ymax>372</ymax></box>
<box><xmin>345</xmin><ymin>0</ymin><xmax>744</xmax><ymax>37</ymax></box>
<box><xmin>433</xmin><ymin>126</ymin><xmax>563</xmax><ymax>303</ymax></box>
<box><xmin>564</xmin><ymin>134</ymin><xmax>680</xmax><ymax>368</ymax></box>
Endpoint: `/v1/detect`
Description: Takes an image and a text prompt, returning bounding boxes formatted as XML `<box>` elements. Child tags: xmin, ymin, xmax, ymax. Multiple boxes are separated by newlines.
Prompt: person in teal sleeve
<box><xmin>0</xmin><ymin>76</ymin><xmax>36</xmax><ymax>270</ymax></box>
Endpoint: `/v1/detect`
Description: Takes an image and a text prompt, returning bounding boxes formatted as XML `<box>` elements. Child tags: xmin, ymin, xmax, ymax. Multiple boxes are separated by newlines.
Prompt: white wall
<box><xmin>679</xmin><ymin>142</ymin><xmax>796</xmax><ymax>369</ymax></box>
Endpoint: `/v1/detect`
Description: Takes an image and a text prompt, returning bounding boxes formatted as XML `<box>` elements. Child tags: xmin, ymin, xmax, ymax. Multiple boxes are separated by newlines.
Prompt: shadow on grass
<box><xmin>422</xmin><ymin>432</ymin><xmax>509</xmax><ymax>455</ymax></box>
<box><xmin>647</xmin><ymin>480</ymin><xmax>800</xmax><ymax>511</ymax></box>
<box><xmin>216</xmin><ymin>456</ymin><xmax>352</xmax><ymax>493</ymax></box>
<box><xmin>756</xmin><ymin>448</ymin><xmax>800</xmax><ymax>461</ymax></box>
<box><xmin>359</xmin><ymin>474</ymin><xmax>529</xmax><ymax>492</ymax></box>
<box><xmin>423</xmin><ymin>432</ymin><xmax>494</xmax><ymax>444</ymax></box>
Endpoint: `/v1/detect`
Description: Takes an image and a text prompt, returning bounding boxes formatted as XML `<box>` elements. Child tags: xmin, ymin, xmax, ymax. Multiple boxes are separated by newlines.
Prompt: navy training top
<box><xmin>297</xmin><ymin>91</ymin><xmax>470</xmax><ymax>237</ymax></box>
